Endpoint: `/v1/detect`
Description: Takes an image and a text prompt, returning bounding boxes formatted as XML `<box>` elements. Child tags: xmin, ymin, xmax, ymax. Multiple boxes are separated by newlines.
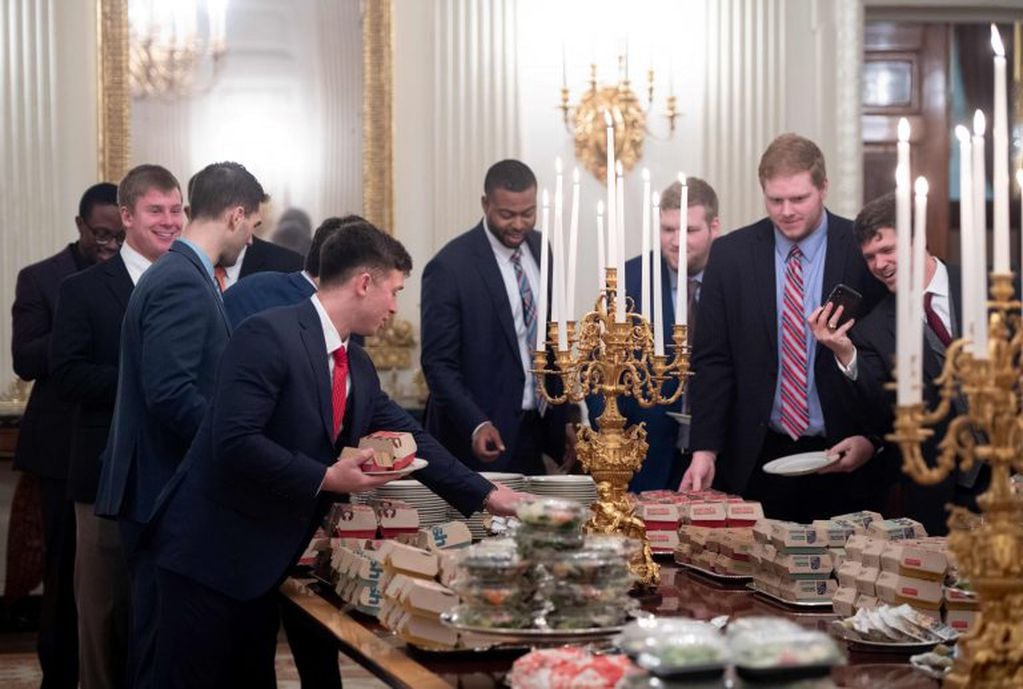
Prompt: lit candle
<box><xmin>553</xmin><ymin>158</ymin><xmax>567</xmax><ymax>350</ymax></box>
<box><xmin>973</xmin><ymin>110</ymin><xmax>989</xmax><ymax>360</ymax></box>
<box><xmin>604</xmin><ymin>110</ymin><xmax>617</xmax><ymax>273</ymax></box>
<box><xmin>537</xmin><ymin>188</ymin><xmax>550</xmax><ymax>352</ymax></box>
<box><xmin>895</xmin><ymin>120</ymin><xmax>912</xmax><ymax>404</ymax></box>
<box><xmin>992</xmin><ymin>25</ymin><xmax>1010</xmax><ymax>274</ymax></box>
<box><xmin>910</xmin><ymin>176</ymin><xmax>929</xmax><ymax>405</ymax></box>
<box><xmin>676</xmin><ymin>173</ymin><xmax>688</xmax><ymax>327</ymax></box>
<box><xmin>651</xmin><ymin>191</ymin><xmax>665</xmax><ymax>356</ymax></box>
<box><xmin>615</xmin><ymin>160</ymin><xmax>626</xmax><ymax>321</ymax></box>
<box><xmin>641</xmin><ymin>168</ymin><xmax>652</xmax><ymax>320</ymax></box>
<box><xmin>567</xmin><ymin>167</ymin><xmax>581</xmax><ymax>320</ymax></box>
<box><xmin>596</xmin><ymin>201</ymin><xmax>606</xmax><ymax>293</ymax></box>
<box><xmin>956</xmin><ymin>126</ymin><xmax>976</xmax><ymax>355</ymax></box>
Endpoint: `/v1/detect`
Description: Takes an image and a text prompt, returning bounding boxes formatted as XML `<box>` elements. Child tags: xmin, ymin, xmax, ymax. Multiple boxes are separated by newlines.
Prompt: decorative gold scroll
<box><xmin>97</xmin><ymin>0</ymin><xmax>131</xmax><ymax>183</ymax></box>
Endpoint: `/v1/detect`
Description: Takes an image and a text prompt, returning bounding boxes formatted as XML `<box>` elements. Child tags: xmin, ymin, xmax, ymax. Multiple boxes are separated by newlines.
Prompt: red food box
<box><xmin>333</xmin><ymin>504</ymin><xmax>379</xmax><ymax>539</ymax></box>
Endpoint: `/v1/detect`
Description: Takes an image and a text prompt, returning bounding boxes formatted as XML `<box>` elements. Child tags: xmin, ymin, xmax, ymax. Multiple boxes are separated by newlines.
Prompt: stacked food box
<box><xmin>669</xmin><ymin>491</ymin><xmax>764</xmax><ymax>576</ymax></box>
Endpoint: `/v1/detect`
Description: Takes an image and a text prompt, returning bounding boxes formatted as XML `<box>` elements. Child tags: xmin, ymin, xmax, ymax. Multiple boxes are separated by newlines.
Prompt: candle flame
<box><xmin>678</xmin><ymin>172</ymin><xmax>687</xmax><ymax>187</ymax></box>
<box><xmin>572</xmin><ymin>167</ymin><xmax>580</xmax><ymax>183</ymax></box>
<box><xmin>974</xmin><ymin>109</ymin><xmax>987</xmax><ymax>135</ymax></box>
<box><xmin>651</xmin><ymin>191</ymin><xmax>661</xmax><ymax>207</ymax></box>
<box><xmin>615</xmin><ymin>160</ymin><xmax>624</xmax><ymax>176</ymax></box>
<box><xmin>642</xmin><ymin>167</ymin><xmax>650</xmax><ymax>181</ymax></box>
<box><xmin>991</xmin><ymin>24</ymin><xmax>1006</xmax><ymax>57</ymax></box>
<box><xmin>954</xmin><ymin>124</ymin><xmax>971</xmax><ymax>143</ymax></box>
<box><xmin>603</xmin><ymin>110</ymin><xmax>613</xmax><ymax>127</ymax></box>
<box><xmin>555</xmin><ymin>157</ymin><xmax>563</xmax><ymax>174</ymax></box>
<box><xmin>897</xmin><ymin>117</ymin><xmax>910</xmax><ymax>142</ymax></box>
<box><xmin>597</xmin><ymin>200</ymin><xmax>605</xmax><ymax>214</ymax></box>
<box><xmin>914</xmin><ymin>177</ymin><xmax>929</xmax><ymax>196</ymax></box>
<box><xmin>542</xmin><ymin>188</ymin><xmax>550</xmax><ymax>206</ymax></box>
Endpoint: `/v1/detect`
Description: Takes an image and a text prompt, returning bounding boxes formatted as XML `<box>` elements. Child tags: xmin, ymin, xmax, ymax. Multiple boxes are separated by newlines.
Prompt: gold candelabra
<box><xmin>533</xmin><ymin>268</ymin><xmax>689</xmax><ymax>588</ymax></box>
<box><xmin>558</xmin><ymin>58</ymin><xmax>682</xmax><ymax>183</ymax></box>
<box><xmin>888</xmin><ymin>273</ymin><xmax>1023</xmax><ymax>688</ymax></box>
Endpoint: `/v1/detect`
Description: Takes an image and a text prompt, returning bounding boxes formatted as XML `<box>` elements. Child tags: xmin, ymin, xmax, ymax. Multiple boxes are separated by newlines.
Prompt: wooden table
<box><xmin>280</xmin><ymin>563</ymin><xmax>943</xmax><ymax>688</ymax></box>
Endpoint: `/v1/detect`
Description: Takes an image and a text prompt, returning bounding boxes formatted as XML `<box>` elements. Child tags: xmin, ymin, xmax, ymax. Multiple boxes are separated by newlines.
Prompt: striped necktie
<box><xmin>779</xmin><ymin>245</ymin><xmax>809</xmax><ymax>440</ymax></box>
<box><xmin>510</xmin><ymin>249</ymin><xmax>537</xmax><ymax>348</ymax></box>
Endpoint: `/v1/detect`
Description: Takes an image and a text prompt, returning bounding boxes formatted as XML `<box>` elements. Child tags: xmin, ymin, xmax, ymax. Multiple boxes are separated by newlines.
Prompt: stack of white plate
<box><xmin>447</xmin><ymin>472</ymin><xmax>528</xmax><ymax>540</ymax></box>
<box><xmin>355</xmin><ymin>479</ymin><xmax>451</xmax><ymax>527</ymax></box>
<box><xmin>526</xmin><ymin>475</ymin><xmax>598</xmax><ymax>507</ymax></box>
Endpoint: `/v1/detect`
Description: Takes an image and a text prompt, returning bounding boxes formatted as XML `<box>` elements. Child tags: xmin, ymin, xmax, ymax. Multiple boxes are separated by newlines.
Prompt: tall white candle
<box><xmin>615</xmin><ymin>160</ymin><xmax>626</xmax><ymax>321</ymax></box>
<box><xmin>567</xmin><ymin>167</ymin><xmax>581</xmax><ymax>320</ymax></box>
<box><xmin>910</xmin><ymin>177</ymin><xmax>929</xmax><ymax>405</ymax></box>
<box><xmin>1018</xmin><ymin>169</ymin><xmax>1023</xmax><ymax>299</ymax></box>
<box><xmin>651</xmin><ymin>191</ymin><xmax>665</xmax><ymax>356</ymax></box>
<box><xmin>604</xmin><ymin>111</ymin><xmax>617</xmax><ymax>273</ymax></box>
<box><xmin>537</xmin><ymin>188</ymin><xmax>550</xmax><ymax>351</ymax></box>
<box><xmin>597</xmin><ymin>201</ymin><xmax>606</xmax><ymax>293</ymax></box>
<box><xmin>992</xmin><ymin>26</ymin><xmax>1010</xmax><ymax>273</ymax></box>
<box><xmin>895</xmin><ymin>117</ymin><xmax>912</xmax><ymax>404</ymax></box>
<box><xmin>676</xmin><ymin>174</ymin><xmax>689</xmax><ymax>327</ymax></box>
<box><xmin>956</xmin><ymin>126</ymin><xmax>976</xmax><ymax>355</ymax></box>
<box><xmin>973</xmin><ymin>110</ymin><xmax>990</xmax><ymax>360</ymax></box>
<box><xmin>640</xmin><ymin>168</ymin><xmax>652</xmax><ymax>320</ymax></box>
<box><xmin>553</xmin><ymin>158</ymin><xmax>567</xmax><ymax>350</ymax></box>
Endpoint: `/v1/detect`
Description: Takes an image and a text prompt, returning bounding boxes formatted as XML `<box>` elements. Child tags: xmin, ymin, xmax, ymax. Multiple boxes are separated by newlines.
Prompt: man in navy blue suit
<box><xmin>153</xmin><ymin>220</ymin><xmax>521</xmax><ymax>689</ymax></box>
<box><xmin>681</xmin><ymin>134</ymin><xmax>887</xmax><ymax>522</ymax></box>
<box><xmin>95</xmin><ymin>161</ymin><xmax>265</xmax><ymax>689</ymax></box>
<box><xmin>421</xmin><ymin>159</ymin><xmax>572</xmax><ymax>475</ymax></box>
<box><xmin>611</xmin><ymin>177</ymin><xmax>720</xmax><ymax>492</ymax></box>
<box><xmin>224</xmin><ymin>215</ymin><xmax>360</xmax><ymax>328</ymax></box>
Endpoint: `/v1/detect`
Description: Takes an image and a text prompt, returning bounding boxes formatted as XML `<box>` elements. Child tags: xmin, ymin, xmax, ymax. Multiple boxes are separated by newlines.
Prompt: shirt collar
<box><xmin>120</xmin><ymin>241</ymin><xmax>153</xmax><ymax>285</ymax></box>
<box><xmin>925</xmin><ymin>257</ymin><xmax>948</xmax><ymax>297</ymax></box>
<box><xmin>311</xmin><ymin>294</ymin><xmax>348</xmax><ymax>355</ymax></box>
<box><xmin>773</xmin><ymin>211</ymin><xmax>829</xmax><ymax>262</ymax></box>
<box><xmin>176</xmin><ymin>237</ymin><xmax>216</xmax><ymax>280</ymax></box>
<box><xmin>300</xmin><ymin>270</ymin><xmax>318</xmax><ymax>289</ymax></box>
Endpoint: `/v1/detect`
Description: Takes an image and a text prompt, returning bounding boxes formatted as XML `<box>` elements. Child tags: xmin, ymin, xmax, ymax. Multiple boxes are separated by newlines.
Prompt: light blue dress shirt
<box><xmin>769</xmin><ymin>213</ymin><xmax>828</xmax><ymax>437</ymax></box>
<box><xmin>175</xmin><ymin>238</ymin><xmax>219</xmax><ymax>295</ymax></box>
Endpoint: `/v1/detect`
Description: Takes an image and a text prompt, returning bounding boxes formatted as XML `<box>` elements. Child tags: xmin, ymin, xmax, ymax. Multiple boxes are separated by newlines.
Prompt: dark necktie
<box><xmin>924</xmin><ymin>293</ymin><xmax>952</xmax><ymax>348</ymax></box>
<box><xmin>779</xmin><ymin>245</ymin><xmax>808</xmax><ymax>440</ymax></box>
<box><xmin>331</xmin><ymin>346</ymin><xmax>349</xmax><ymax>439</ymax></box>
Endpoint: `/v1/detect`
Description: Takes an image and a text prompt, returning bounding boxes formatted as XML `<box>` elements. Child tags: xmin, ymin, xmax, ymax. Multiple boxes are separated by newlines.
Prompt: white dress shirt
<box><xmin>482</xmin><ymin>219</ymin><xmax>541</xmax><ymax>410</ymax></box>
<box><xmin>120</xmin><ymin>241</ymin><xmax>153</xmax><ymax>286</ymax></box>
<box><xmin>221</xmin><ymin>245</ymin><xmax>245</xmax><ymax>291</ymax></box>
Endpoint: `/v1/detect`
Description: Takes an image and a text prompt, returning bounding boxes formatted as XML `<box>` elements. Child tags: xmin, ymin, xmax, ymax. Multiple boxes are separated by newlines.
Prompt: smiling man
<box><xmin>681</xmin><ymin>134</ymin><xmax>886</xmax><ymax>522</ymax></box>
<box><xmin>421</xmin><ymin>159</ymin><xmax>573</xmax><ymax>475</ymax></box>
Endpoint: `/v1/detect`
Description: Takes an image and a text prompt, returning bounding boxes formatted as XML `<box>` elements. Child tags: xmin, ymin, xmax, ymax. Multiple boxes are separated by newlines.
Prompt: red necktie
<box><xmin>331</xmin><ymin>346</ymin><xmax>348</xmax><ymax>439</ymax></box>
<box><xmin>779</xmin><ymin>246</ymin><xmax>809</xmax><ymax>440</ymax></box>
<box><xmin>214</xmin><ymin>264</ymin><xmax>228</xmax><ymax>293</ymax></box>
<box><xmin>924</xmin><ymin>293</ymin><xmax>952</xmax><ymax>347</ymax></box>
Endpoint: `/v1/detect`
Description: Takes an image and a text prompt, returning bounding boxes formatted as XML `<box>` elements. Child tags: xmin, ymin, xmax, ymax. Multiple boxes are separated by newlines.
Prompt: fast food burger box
<box><xmin>718</xmin><ymin>531</ymin><xmax>753</xmax><ymax>560</ymax></box>
<box><xmin>868</xmin><ymin>517</ymin><xmax>928</xmax><ymax>541</ymax></box>
<box><xmin>347</xmin><ymin>431</ymin><xmax>418</xmax><ymax>472</ymax></box>
<box><xmin>376</xmin><ymin>501</ymin><xmax>420</xmax><ymax>538</ymax></box>
<box><xmin>829</xmin><ymin>547</ymin><xmax>848</xmax><ymax>570</ymax></box>
<box><xmin>844</xmin><ymin>534</ymin><xmax>870</xmax><ymax>562</ymax></box>
<box><xmin>383</xmin><ymin>572</ymin><xmax>417</xmax><ymax>601</ymax></box>
<box><xmin>647</xmin><ymin>530</ymin><xmax>680</xmax><ymax>551</ymax></box>
<box><xmin>772</xmin><ymin>551</ymin><xmax>834</xmax><ymax>578</ymax></box>
<box><xmin>875</xmin><ymin>571</ymin><xmax>943</xmax><ymax>609</ymax></box>
<box><xmin>944</xmin><ymin>608</ymin><xmax>979</xmax><ymax>634</ymax></box>
<box><xmin>637</xmin><ymin>503</ymin><xmax>681</xmax><ymax>530</ymax></box>
<box><xmin>352</xmin><ymin>553</ymin><xmax>386</xmax><ymax>583</ymax></box>
<box><xmin>398</xmin><ymin>614</ymin><xmax>459</xmax><ymax>649</ymax></box>
<box><xmin>836</xmin><ymin>560</ymin><xmax>862</xmax><ymax>588</ymax></box>
<box><xmin>436</xmin><ymin>550</ymin><xmax>462</xmax><ymax>587</ymax></box>
<box><xmin>726</xmin><ymin>501</ymin><xmax>764</xmax><ymax>526</ymax></box>
<box><xmin>402</xmin><ymin>578</ymin><xmax>459</xmax><ymax>617</ymax></box>
<box><xmin>686</xmin><ymin>501</ymin><xmax>728</xmax><ymax>527</ymax></box>
<box><xmin>416</xmin><ymin>521</ymin><xmax>472</xmax><ymax>551</ymax></box>
<box><xmin>879</xmin><ymin>542</ymin><xmax>948</xmax><ymax>581</ymax></box>
<box><xmin>830</xmin><ymin>510</ymin><xmax>884</xmax><ymax>530</ymax></box>
<box><xmin>769</xmin><ymin>522</ymin><xmax>828</xmax><ymax>552</ymax></box>
<box><xmin>673</xmin><ymin>543</ymin><xmax>691</xmax><ymax>563</ymax></box>
<box><xmin>854</xmin><ymin>594</ymin><xmax>879</xmax><ymax>610</ymax></box>
<box><xmin>353</xmin><ymin>583</ymin><xmax>383</xmax><ymax>616</ymax></box>
<box><xmin>776</xmin><ymin>577</ymin><xmax>836</xmax><ymax>602</ymax></box>
<box><xmin>832</xmin><ymin>586</ymin><xmax>858</xmax><ymax>617</ymax></box>
<box><xmin>860</xmin><ymin>538</ymin><xmax>886</xmax><ymax>568</ymax></box>
<box><xmin>944</xmin><ymin>586</ymin><xmax>979</xmax><ymax>611</ymax></box>
<box><xmin>811</xmin><ymin>519</ymin><xmax>858</xmax><ymax>547</ymax></box>
<box><xmin>854</xmin><ymin>565</ymin><xmax>881</xmax><ymax>597</ymax></box>
<box><xmin>752</xmin><ymin>520</ymin><xmax>774</xmax><ymax>544</ymax></box>
<box><xmin>715</xmin><ymin>553</ymin><xmax>753</xmax><ymax>576</ymax></box>
<box><xmin>385</xmin><ymin>543</ymin><xmax>439</xmax><ymax>579</ymax></box>
<box><xmin>333</xmin><ymin>504</ymin><xmax>378</xmax><ymax>539</ymax></box>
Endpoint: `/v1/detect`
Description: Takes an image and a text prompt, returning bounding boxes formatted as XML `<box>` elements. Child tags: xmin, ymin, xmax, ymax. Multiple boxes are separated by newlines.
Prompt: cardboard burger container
<box><xmin>638</xmin><ymin>503</ymin><xmax>681</xmax><ymax>530</ymax></box>
<box><xmin>775</xmin><ymin>578</ymin><xmax>836</xmax><ymax>602</ymax></box>
<box><xmin>769</xmin><ymin>522</ymin><xmax>829</xmax><ymax>552</ymax></box>
<box><xmin>402</xmin><ymin>578</ymin><xmax>459</xmax><ymax>617</ymax></box>
<box><xmin>687</xmin><ymin>502</ymin><xmax>729</xmax><ymax>528</ymax></box>
<box><xmin>868</xmin><ymin>517</ymin><xmax>928</xmax><ymax>541</ymax></box>
<box><xmin>355</xmin><ymin>431</ymin><xmax>418</xmax><ymax>470</ymax></box>
<box><xmin>854</xmin><ymin>565</ymin><xmax>881</xmax><ymax>597</ymax></box>
<box><xmin>353</xmin><ymin>583</ymin><xmax>383</xmax><ymax>616</ymax></box>
<box><xmin>835</xmin><ymin>560</ymin><xmax>862</xmax><ymax>589</ymax></box>
<box><xmin>648</xmin><ymin>530</ymin><xmax>681</xmax><ymax>552</ymax></box>
<box><xmin>811</xmin><ymin>519</ymin><xmax>859</xmax><ymax>548</ymax></box>
<box><xmin>874</xmin><ymin>571</ymin><xmax>943</xmax><ymax>610</ymax></box>
<box><xmin>726</xmin><ymin>502</ymin><xmax>764</xmax><ymax>527</ymax></box>
<box><xmin>832</xmin><ymin>586</ymin><xmax>858</xmax><ymax>617</ymax></box>
<box><xmin>416</xmin><ymin>521</ymin><xmax>472</xmax><ymax>552</ymax></box>
<box><xmin>943</xmin><ymin>608</ymin><xmax>979</xmax><ymax>634</ymax></box>
<box><xmin>377</xmin><ymin>501</ymin><xmax>420</xmax><ymax>539</ymax></box>
<box><xmin>385</xmin><ymin>543</ymin><xmax>440</xmax><ymax>579</ymax></box>
<box><xmin>334</xmin><ymin>504</ymin><xmax>379</xmax><ymax>539</ymax></box>
<box><xmin>752</xmin><ymin>520</ymin><xmax>774</xmax><ymax>544</ymax></box>
<box><xmin>879</xmin><ymin>542</ymin><xmax>948</xmax><ymax>581</ymax></box>
<box><xmin>830</xmin><ymin>510</ymin><xmax>884</xmax><ymax>531</ymax></box>
<box><xmin>772</xmin><ymin>551</ymin><xmax>834</xmax><ymax>579</ymax></box>
<box><xmin>854</xmin><ymin>594</ymin><xmax>879</xmax><ymax>610</ymax></box>
<box><xmin>397</xmin><ymin>614</ymin><xmax>459</xmax><ymax>649</ymax></box>
<box><xmin>860</xmin><ymin>538</ymin><xmax>886</xmax><ymax>569</ymax></box>
<box><xmin>844</xmin><ymin>534</ymin><xmax>870</xmax><ymax>563</ymax></box>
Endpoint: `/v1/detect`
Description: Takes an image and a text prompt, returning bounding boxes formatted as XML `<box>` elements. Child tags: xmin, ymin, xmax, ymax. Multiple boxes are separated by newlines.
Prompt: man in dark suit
<box><xmin>421</xmin><ymin>159</ymin><xmax>571</xmax><ymax>475</ymax></box>
<box><xmin>95</xmin><ymin>162</ymin><xmax>264</xmax><ymax>689</ymax></box>
<box><xmin>152</xmin><ymin>220</ymin><xmax>521</xmax><ymax>689</ymax></box>
<box><xmin>11</xmin><ymin>182</ymin><xmax>124</xmax><ymax>689</ymax></box>
<box><xmin>224</xmin><ymin>215</ymin><xmax>359</xmax><ymax>328</ymax></box>
<box><xmin>809</xmin><ymin>192</ymin><xmax>978</xmax><ymax>535</ymax></box>
<box><xmin>682</xmin><ymin>134</ymin><xmax>887</xmax><ymax>522</ymax></box>
<box><xmin>50</xmin><ymin>167</ymin><xmax>184</xmax><ymax>689</ymax></box>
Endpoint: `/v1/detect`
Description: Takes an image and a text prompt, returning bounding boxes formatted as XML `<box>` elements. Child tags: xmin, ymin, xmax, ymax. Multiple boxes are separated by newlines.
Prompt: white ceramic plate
<box><xmin>761</xmin><ymin>451</ymin><xmax>837</xmax><ymax>477</ymax></box>
<box><xmin>363</xmin><ymin>457</ymin><xmax>428</xmax><ymax>477</ymax></box>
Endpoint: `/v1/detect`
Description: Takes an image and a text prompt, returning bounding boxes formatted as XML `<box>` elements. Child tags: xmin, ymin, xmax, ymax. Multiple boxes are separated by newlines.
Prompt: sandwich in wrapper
<box><xmin>341</xmin><ymin>431</ymin><xmax>418</xmax><ymax>472</ymax></box>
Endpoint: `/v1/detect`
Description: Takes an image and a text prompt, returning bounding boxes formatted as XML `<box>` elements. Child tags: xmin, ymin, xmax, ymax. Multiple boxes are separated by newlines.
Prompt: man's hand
<box><xmin>322</xmin><ymin>449</ymin><xmax>395</xmax><ymax>493</ymax></box>
<box><xmin>808</xmin><ymin>303</ymin><xmax>856</xmax><ymax>366</ymax></box>
<box><xmin>557</xmin><ymin>422</ymin><xmax>579</xmax><ymax>474</ymax></box>
<box><xmin>471</xmin><ymin>422</ymin><xmax>505</xmax><ymax>462</ymax></box>
<box><xmin>679</xmin><ymin>450</ymin><xmax>716</xmax><ymax>491</ymax></box>
<box><xmin>482</xmin><ymin>483</ymin><xmax>525</xmax><ymax>516</ymax></box>
<box><xmin>818</xmin><ymin>435</ymin><xmax>874</xmax><ymax>474</ymax></box>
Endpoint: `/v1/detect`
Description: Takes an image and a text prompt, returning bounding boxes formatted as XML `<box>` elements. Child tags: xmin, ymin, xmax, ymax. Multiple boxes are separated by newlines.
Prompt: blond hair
<box><xmin>757</xmin><ymin>133</ymin><xmax>827</xmax><ymax>189</ymax></box>
<box><xmin>659</xmin><ymin>176</ymin><xmax>719</xmax><ymax>222</ymax></box>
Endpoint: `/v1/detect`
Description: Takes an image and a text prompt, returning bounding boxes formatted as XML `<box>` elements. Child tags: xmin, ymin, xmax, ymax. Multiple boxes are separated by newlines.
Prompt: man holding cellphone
<box><xmin>681</xmin><ymin>134</ymin><xmax>887</xmax><ymax>521</ymax></box>
<box><xmin>809</xmin><ymin>192</ymin><xmax>979</xmax><ymax>534</ymax></box>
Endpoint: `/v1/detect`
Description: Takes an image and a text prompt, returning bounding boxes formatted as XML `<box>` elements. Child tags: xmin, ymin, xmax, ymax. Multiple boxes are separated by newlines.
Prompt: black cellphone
<box><xmin>824</xmin><ymin>283</ymin><xmax>863</xmax><ymax>327</ymax></box>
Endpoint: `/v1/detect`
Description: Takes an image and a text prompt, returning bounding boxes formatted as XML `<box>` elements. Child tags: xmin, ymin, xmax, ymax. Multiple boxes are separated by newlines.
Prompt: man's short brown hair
<box><xmin>853</xmin><ymin>192</ymin><xmax>896</xmax><ymax>246</ymax></box>
<box><xmin>659</xmin><ymin>176</ymin><xmax>719</xmax><ymax>222</ymax></box>
<box><xmin>758</xmin><ymin>133</ymin><xmax>827</xmax><ymax>189</ymax></box>
<box><xmin>118</xmin><ymin>164</ymin><xmax>181</xmax><ymax>211</ymax></box>
<box><xmin>318</xmin><ymin>220</ymin><xmax>413</xmax><ymax>288</ymax></box>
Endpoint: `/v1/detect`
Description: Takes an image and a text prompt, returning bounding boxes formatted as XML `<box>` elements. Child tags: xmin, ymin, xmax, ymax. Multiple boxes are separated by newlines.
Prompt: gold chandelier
<box><xmin>129</xmin><ymin>0</ymin><xmax>228</xmax><ymax>99</ymax></box>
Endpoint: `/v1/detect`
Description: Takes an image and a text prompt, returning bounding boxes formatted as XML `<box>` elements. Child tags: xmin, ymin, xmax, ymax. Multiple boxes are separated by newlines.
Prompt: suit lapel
<box><xmin>170</xmin><ymin>242</ymin><xmax>232</xmax><ymax>333</ymax></box>
<box><xmin>297</xmin><ymin>301</ymin><xmax>335</xmax><ymax>444</ymax></box>
<box><xmin>947</xmin><ymin>264</ymin><xmax>962</xmax><ymax>338</ymax></box>
<box><xmin>660</xmin><ymin>257</ymin><xmax>676</xmax><ymax>344</ymax></box>
<box><xmin>101</xmin><ymin>254</ymin><xmax>134</xmax><ymax>310</ymax></box>
<box><xmin>750</xmin><ymin>221</ymin><xmax>778</xmax><ymax>354</ymax></box>
<box><xmin>820</xmin><ymin>212</ymin><xmax>848</xmax><ymax>301</ymax></box>
<box><xmin>341</xmin><ymin>348</ymin><xmax>372</xmax><ymax>451</ymax></box>
<box><xmin>471</xmin><ymin>225</ymin><xmax>521</xmax><ymax>359</ymax></box>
